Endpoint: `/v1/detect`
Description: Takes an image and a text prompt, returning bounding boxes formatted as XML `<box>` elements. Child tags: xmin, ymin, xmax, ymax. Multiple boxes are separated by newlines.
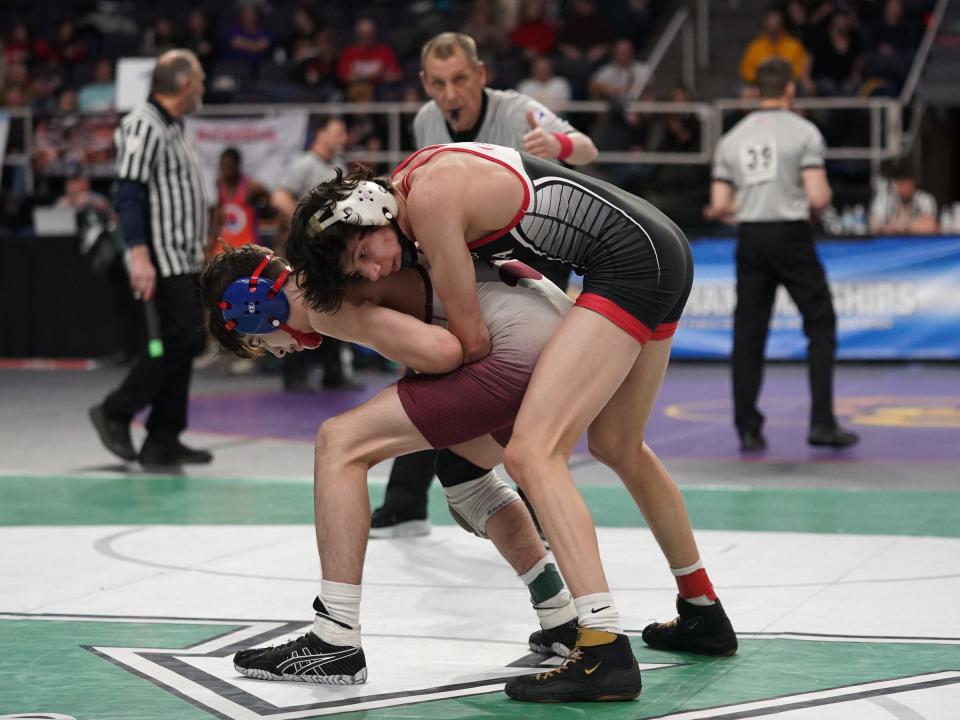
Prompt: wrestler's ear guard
<box><xmin>218</xmin><ymin>254</ymin><xmax>324</xmax><ymax>350</ymax></box>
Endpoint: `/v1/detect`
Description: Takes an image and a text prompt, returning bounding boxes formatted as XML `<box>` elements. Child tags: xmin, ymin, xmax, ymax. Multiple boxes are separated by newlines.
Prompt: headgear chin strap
<box><xmin>396</xmin><ymin>225</ymin><xmax>419</xmax><ymax>268</ymax></box>
<box><xmin>309</xmin><ymin>180</ymin><xmax>399</xmax><ymax>235</ymax></box>
<box><xmin>218</xmin><ymin>254</ymin><xmax>324</xmax><ymax>350</ymax></box>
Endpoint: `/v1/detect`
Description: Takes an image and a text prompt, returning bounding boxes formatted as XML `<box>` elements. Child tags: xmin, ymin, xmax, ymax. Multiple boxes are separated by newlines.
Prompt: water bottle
<box><xmin>852</xmin><ymin>204</ymin><xmax>867</xmax><ymax>235</ymax></box>
<box><xmin>939</xmin><ymin>206</ymin><xmax>953</xmax><ymax>234</ymax></box>
<box><xmin>840</xmin><ymin>205</ymin><xmax>854</xmax><ymax>235</ymax></box>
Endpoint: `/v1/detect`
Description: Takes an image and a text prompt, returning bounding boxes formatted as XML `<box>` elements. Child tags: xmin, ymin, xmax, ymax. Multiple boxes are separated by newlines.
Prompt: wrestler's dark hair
<box><xmin>199</xmin><ymin>243</ymin><xmax>292</xmax><ymax>358</ymax></box>
<box><xmin>282</xmin><ymin>165</ymin><xmax>393</xmax><ymax>314</ymax></box>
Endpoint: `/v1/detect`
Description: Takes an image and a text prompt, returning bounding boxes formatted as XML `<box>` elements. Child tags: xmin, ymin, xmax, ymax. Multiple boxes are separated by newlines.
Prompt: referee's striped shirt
<box><xmin>115</xmin><ymin>99</ymin><xmax>207</xmax><ymax>277</ymax></box>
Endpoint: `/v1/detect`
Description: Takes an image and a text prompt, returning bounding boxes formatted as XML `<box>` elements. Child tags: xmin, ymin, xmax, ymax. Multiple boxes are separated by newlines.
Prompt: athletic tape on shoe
<box><xmin>443</xmin><ymin>469</ymin><xmax>519</xmax><ymax>538</ymax></box>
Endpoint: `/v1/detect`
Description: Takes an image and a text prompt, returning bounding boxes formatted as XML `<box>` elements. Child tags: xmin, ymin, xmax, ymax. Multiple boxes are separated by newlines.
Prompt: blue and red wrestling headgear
<box><xmin>217</xmin><ymin>254</ymin><xmax>324</xmax><ymax>350</ymax></box>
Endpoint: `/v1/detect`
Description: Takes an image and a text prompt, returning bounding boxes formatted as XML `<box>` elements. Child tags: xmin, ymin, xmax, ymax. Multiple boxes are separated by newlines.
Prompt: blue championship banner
<box><xmin>673</xmin><ymin>236</ymin><xmax>960</xmax><ymax>360</ymax></box>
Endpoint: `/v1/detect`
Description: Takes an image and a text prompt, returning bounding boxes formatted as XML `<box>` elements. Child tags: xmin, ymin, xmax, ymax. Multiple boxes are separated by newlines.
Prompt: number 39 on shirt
<box><xmin>738</xmin><ymin>136</ymin><xmax>777</xmax><ymax>185</ymax></box>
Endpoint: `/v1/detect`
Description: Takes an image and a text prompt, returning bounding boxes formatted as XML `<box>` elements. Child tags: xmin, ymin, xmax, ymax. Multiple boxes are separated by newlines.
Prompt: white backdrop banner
<box><xmin>184</xmin><ymin>113</ymin><xmax>309</xmax><ymax>204</ymax></box>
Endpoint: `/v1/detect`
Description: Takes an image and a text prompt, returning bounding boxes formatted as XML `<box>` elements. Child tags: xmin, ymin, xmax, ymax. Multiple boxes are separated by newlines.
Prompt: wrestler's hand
<box><xmin>128</xmin><ymin>245</ymin><xmax>156</xmax><ymax>301</ymax></box>
<box><xmin>522</xmin><ymin>110</ymin><xmax>562</xmax><ymax>160</ymax></box>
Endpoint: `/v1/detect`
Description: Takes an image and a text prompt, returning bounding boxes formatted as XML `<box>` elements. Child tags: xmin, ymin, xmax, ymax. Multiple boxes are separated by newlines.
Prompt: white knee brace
<box><xmin>443</xmin><ymin>469</ymin><xmax>520</xmax><ymax>538</ymax></box>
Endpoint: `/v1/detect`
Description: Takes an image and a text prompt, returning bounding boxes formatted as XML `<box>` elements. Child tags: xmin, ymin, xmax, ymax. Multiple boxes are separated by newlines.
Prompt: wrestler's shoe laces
<box><xmin>504</xmin><ymin>627</ymin><xmax>642</xmax><ymax>702</ymax></box>
<box><xmin>642</xmin><ymin>595</ymin><xmax>738</xmax><ymax>656</ymax></box>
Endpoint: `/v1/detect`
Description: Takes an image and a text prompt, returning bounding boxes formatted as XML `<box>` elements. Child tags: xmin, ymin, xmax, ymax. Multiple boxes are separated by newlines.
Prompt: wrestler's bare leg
<box><xmin>315</xmin><ymin>387</ymin><xmax>551</xmax><ymax>585</ymax></box>
<box><xmin>314</xmin><ymin>384</ymin><xmax>433</xmax><ymax>584</ymax></box>
<box><xmin>450</xmin><ymin>436</ymin><xmax>547</xmax><ymax>576</ymax></box>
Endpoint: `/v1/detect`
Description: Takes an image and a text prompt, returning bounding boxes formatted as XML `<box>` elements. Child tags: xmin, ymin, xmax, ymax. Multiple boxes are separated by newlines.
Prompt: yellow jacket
<box><xmin>739</xmin><ymin>33</ymin><xmax>809</xmax><ymax>84</ymax></box>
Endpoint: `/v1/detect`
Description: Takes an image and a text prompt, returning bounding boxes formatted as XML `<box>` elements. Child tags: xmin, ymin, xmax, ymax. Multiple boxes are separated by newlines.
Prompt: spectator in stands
<box><xmin>57</xmin><ymin>88</ymin><xmax>78</xmax><ymax>113</ymax></box>
<box><xmin>206</xmin><ymin>147</ymin><xmax>270</xmax><ymax>258</ymax></box>
<box><xmin>34</xmin><ymin>19</ymin><xmax>87</xmax><ymax>66</ymax></box>
<box><xmin>738</xmin><ymin>9</ymin><xmax>813</xmax><ymax>93</ymax></box>
<box><xmin>866</xmin><ymin>0</ymin><xmax>920</xmax><ymax>61</ymax></box>
<box><xmin>1</xmin><ymin>63</ymin><xmax>31</xmax><ymax>107</ymax></box>
<box><xmin>509</xmin><ymin>0</ymin><xmax>557</xmax><ymax>59</ymax></box>
<box><xmin>336</xmin><ymin>17</ymin><xmax>402</xmax><ymax>102</ymax></box>
<box><xmin>460</xmin><ymin>0</ymin><xmax>510</xmax><ymax>58</ymax></box>
<box><xmin>655</xmin><ymin>83</ymin><xmax>700</xmax><ymax>153</ymax></box>
<box><xmin>589</xmin><ymin>38</ymin><xmax>649</xmax><ymax>101</ymax></box>
<box><xmin>271</xmin><ymin>116</ymin><xmax>359</xmax><ymax>392</ymax></box>
<box><xmin>4</xmin><ymin>22</ymin><xmax>33</xmax><ymax>67</ymax></box>
<box><xmin>185</xmin><ymin>11</ymin><xmax>218</xmax><ymax>73</ymax></box>
<box><xmin>555</xmin><ymin>0</ymin><xmax>612</xmax><ymax>97</ymax></box>
<box><xmin>142</xmin><ymin>16</ymin><xmax>179</xmax><ymax>57</ymax></box>
<box><xmin>78</xmin><ymin>59</ymin><xmax>116</xmax><ymax>112</ymax></box>
<box><xmin>56</xmin><ymin>165</ymin><xmax>112</xmax><ymax>216</ymax></box>
<box><xmin>810</xmin><ymin>11</ymin><xmax>864</xmax><ymax>96</ymax></box>
<box><xmin>287</xmin><ymin>6</ymin><xmax>318</xmax><ymax>61</ymax></box>
<box><xmin>556</xmin><ymin>0</ymin><xmax>613</xmax><ymax>68</ymax></box>
<box><xmin>785</xmin><ymin>0</ymin><xmax>837</xmax><ymax>47</ymax></box>
<box><xmin>870</xmin><ymin>160</ymin><xmax>939</xmax><ymax>235</ymax></box>
<box><xmin>225</xmin><ymin>5</ymin><xmax>273</xmax><ymax>69</ymax></box>
<box><xmin>293</xmin><ymin>26</ymin><xmax>342</xmax><ymax>101</ymax></box>
<box><xmin>649</xmin><ymin>83</ymin><xmax>708</xmax><ymax>224</ymax></box>
<box><xmin>608</xmin><ymin>0</ymin><xmax>653</xmax><ymax>48</ymax></box>
<box><xmin>516</xmin><ymin>55</ymin><xmax>571</xmax><ymax>111</ymax></box>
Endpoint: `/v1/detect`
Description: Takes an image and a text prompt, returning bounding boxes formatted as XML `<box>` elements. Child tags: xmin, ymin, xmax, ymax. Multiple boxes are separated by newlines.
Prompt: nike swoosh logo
<box><xmin>590</xmin><ymin>605</ymin><xmax>611</xmax><ymax>614</ymax></box>
<box><xmin>585</xmin><ymin>662</ymin><xmax>602</xmax><ymax>675</ymax></box>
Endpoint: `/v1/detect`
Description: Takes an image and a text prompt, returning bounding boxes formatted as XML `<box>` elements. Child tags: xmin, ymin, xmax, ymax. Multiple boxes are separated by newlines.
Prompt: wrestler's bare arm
<box><xmin>404</xmin><ymin>157</ymin><xmax>522</xmax><ymax>363</ymax></box>
<box><xmin>306</xmin><ymin>286</ymin><xmax>462</xmax><ymax>375</ymax></box>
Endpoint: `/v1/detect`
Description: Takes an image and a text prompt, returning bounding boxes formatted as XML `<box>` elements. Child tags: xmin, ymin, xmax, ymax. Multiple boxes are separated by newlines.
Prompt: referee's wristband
<box><xmin>553</xmin><ymin>132</ymin><xmax>574</xmax><ymax>161</ymax></box>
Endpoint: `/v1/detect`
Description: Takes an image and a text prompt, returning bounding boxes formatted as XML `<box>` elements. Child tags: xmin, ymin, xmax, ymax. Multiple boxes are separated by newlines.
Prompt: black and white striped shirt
<box><xmin>115</xmin><ymin>100</ymin><xmax>207</xmax><ymax>277</ymax></box>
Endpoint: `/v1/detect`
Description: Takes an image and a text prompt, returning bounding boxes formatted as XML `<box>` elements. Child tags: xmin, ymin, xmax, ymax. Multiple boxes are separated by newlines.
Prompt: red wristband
<box><xmin>553</xmin><ymin>132</ymin><xmax>574</xmax><ymax>161</ymax></box>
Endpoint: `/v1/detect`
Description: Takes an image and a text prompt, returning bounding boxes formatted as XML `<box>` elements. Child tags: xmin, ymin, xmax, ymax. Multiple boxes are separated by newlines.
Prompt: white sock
<box><xmin>313</xmin><ymin>579</ymin><xmax>362</xmax><ymax>647</ymax></box>
<box><xmin>574</xmin><ymin>592</ymin><xmax>621</xmax><ymax>633</ymax></box>
<box><xmin>519</xmin><ymin>554</ymin><xmax>577</xmax><ymax>630</ymax></box>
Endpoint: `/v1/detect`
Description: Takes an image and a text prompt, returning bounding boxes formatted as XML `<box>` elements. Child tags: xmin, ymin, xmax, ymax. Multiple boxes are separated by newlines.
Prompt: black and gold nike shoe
<box><xmin>505</xmin><ymin>627</ymin><xmax>641</xmax><ymax>703</ymax></box>
<box><xmin>642</xmin><ymin>596</ymin><xmax>738</xmax><ymax>656</ymax></box>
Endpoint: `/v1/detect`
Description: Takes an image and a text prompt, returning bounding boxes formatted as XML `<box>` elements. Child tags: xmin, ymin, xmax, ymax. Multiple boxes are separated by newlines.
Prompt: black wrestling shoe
<box><xmin>528</xmin><ymin>618</ymin><xmax>579</xmax><ymax>658</ymax></box>
<box><xmin>234</xmin><ymin>631</ymin><xmax>366</xmax><ymax>684</ymax></box>
<box><xmin>738</xmin><ymin>430</ymin><xmax>767</xmax><ymax>453</ymax></box>
<box><xmin>369</xmin><ymin>505</ymin><xmax>431</xmax><ymax>538</ymax></box>
<box><xmin>808</xmin><ymin>424</ymin><xmax>859</xmax><ymax>448</ymax></box>
<box><xmin>642</xmin><ymin>596</ymin><xmax>738</xmax><ymax>656</ymax></box>
<box><xmin>89</xmin><ymin>404</ymin><xmax>137</xmax><ymax>461</ymax></box>
<box><xmin>505</xmin><ymin>628</ymin><xmax>641</xmax><ymax>703</ymax></box>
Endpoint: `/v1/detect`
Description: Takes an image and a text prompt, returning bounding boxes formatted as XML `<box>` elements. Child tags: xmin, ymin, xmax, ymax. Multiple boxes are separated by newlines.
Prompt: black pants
<box><xmin>733</xmin><ymin>221</ymin><xmax>838</xmax><ymax>434</ymax></box>
<box><xmin>104</xmin><ymin>273</ymin><xmax>206</xmax><ymax>439</ymax></box>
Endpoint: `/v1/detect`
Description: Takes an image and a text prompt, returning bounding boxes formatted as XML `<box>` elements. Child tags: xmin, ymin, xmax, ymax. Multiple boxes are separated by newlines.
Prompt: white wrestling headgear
<box><xmin>308</xmin><ymin>180</ymin><xmax>398</xmax><ymax>236</ymax></box>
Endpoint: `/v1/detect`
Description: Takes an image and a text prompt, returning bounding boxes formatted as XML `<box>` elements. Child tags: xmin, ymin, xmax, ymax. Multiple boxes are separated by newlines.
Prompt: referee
<box><xmin>370</xmin><ymin>31</ymin><xmax>598</xmax><ymax>537</ymax></box>
<box><xmin>707</xmin><ymin>58</ymin><xmax>858</xmax><ymax>453</ymax></box>
<box><xmin>89</xmin><ymin>49</ymin><xmax>212</xmax><ymax>467</ymax></box>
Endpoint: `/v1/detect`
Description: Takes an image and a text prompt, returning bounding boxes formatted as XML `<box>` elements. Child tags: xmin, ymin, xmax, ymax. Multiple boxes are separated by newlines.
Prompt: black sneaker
<box><xmin>642</xmin><ymin>596</ymin><xmax>738</xmax><ymax>656</ymax></box>
<box><xmin>89</xmin><ymin>404</ymin><xmax>136</xmax><ymax>461</ymax></box>
<box><xmin>808</xmin><ymin>424</ymin><xmax>859</xmax><ymax>448</ymax></box>
<box><xmin>505</xmin><ymin>628</ymin><xmax>641</xmax><ymax>703</ymax></box>
<box><xmin>233</xmin><ymin>631</ymin><xmax>367</xmax><ymax>684</ymax></box>
<box><xmin>738</xmin><ymin>430</ymin><xmax>767</xmax><ymax>453</ymax></box>
<box><xmin>139</xmin><ymin>437</ymin><xmax>213</xmax><ymax>466</ymax></box>
<box><xmin>369</xmin><ymin>505</ymin><xmax>431</xmax><ymax>538</ymax></box>
<box><xmin>528</xmin><ymin>618</ymin><xmax>578</xmax><ymax>657</ymax></box>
